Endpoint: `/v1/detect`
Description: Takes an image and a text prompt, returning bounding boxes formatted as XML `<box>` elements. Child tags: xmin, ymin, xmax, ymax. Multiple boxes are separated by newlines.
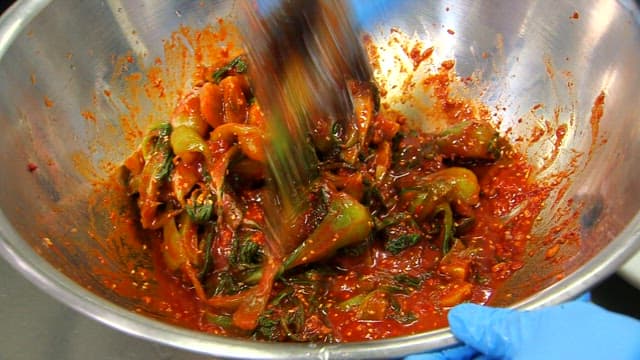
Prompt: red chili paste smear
<box><xmin>91</xmin><ymin>21</ymin><xmax>562</xmax><ymax>343</ymax></box>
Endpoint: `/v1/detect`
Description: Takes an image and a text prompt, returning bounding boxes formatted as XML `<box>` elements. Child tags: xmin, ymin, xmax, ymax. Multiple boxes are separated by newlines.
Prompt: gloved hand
<box><xmin>407</xmin><ymin>299</ymin><xmax>640</xmax><ymax>360</ymax></box>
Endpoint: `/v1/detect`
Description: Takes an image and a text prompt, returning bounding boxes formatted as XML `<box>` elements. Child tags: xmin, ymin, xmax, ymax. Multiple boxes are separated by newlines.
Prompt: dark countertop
<box><xmin>592</xmin><ymin>272</ymin><xmax>640</xmax><ymax>319</ymax></box>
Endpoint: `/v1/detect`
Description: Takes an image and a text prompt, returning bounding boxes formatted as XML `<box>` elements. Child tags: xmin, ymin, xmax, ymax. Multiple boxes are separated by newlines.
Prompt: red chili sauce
<box><xmin>114</xmin><ymin>24</ymin><xmax>550</xmax><ymax>343</ymax></box>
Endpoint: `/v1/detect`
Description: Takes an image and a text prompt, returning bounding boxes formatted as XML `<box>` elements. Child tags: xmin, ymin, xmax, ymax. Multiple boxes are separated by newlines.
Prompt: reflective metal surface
<box><xmin>0</xmin><ymin>0</ymin><xmax>639</xmax><ymax>359</ymax></box>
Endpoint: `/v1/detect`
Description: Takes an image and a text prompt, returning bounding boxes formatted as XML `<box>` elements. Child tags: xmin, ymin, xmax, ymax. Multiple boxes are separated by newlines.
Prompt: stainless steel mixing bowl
<box><xmin>1</xmin><ymin>0</ymin><xmax>639</xmax><ymax>358</ymax></box>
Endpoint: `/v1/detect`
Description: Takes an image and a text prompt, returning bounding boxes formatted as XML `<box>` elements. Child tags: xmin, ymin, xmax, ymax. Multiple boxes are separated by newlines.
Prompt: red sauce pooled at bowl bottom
<box><xmin>93</xmin><ymin>21</ymin><xmax>558</xmax><ymax>343</ymax></box>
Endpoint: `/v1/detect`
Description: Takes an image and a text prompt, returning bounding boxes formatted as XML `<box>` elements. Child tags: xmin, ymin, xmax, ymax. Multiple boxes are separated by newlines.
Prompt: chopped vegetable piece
<box><xmin>381</xmin><ymin>213</ymin><xmax>423</xmax><ymax>254</ymax></box>
<box><xmin>205</xmin><ymin>313</ymin><xmax>235</xmax><ymax>329</ymax></box>
<box><xmin>282</xmin><ymin>192</ymin><xmax>373</xmax><ymax>270</ymax></box>
<box><xmin>356</xmin><ymin>290</ymin><xmax>389</xmax><ymax>321</ymax></box>
<box><xmin>200</xmin><ymin>82</ymin><xmax>224</xmax><ymax>128</ymax></box>
<box><xmin>198</xmin><ymin>223</ymin><xmax>215</xmax><ymax>279</ymax></box>
<box><xmin>434</xmin><ymin>202</ymin><xmax>455</xmax><ymax>254</ymax></box>
<box><xmin>142</xmin><ymin>122</ymin><xmax>173</xmax><ymax>181</ymax></box>
<box><xmin>437</xmin><ymin>120</ymin><xmax>502</xmax><ymax>160</ymax></box>
<box><xmin>402</xmin><ymin>167</ymin><xmax>480</xmax><ymax>221</ymax></box>
<box><xmin>385</xmin><ymin>233</ymin><xmax>420</xmax><ymax>255</ymax></box>
<box><xmin>185</xmin><ymin>186</ymin><xmax>215</xmax><ymax>224</ymax></box>
<box><xmin>212</xmin><ymin>56</ymin><xmax>248</xmax><ymax>84</ymax></box>
<box><xmin>161</xmin><ymin>216</ymin><xmax>188</xmax><ymax>272</ymax></box>
<box><xmin>118</xmin><ymin>32</ymin><xmax>547</xmax><ymax>343</ymax></box>
<box><xmin>170</xmin><ymin>125</ymin><xmax>208</xmax><ymax>158</ymax></box>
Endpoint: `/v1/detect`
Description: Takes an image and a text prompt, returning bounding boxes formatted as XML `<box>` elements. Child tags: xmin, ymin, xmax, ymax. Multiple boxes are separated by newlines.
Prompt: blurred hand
<box><xmin>407</xmin><ymin>299</ymin><xmax>640</xmax><ymax>360</ymax></box>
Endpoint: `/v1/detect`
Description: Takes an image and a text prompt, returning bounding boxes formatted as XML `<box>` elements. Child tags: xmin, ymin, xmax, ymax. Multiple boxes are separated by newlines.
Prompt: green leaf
<box><xmin>198</xmin><ymin>223</ymin><xmax>215</xmax><ymax>280</ymax></box>
<box><xmin>393</xmin><ymin>274</ymin><xmax>423</xmax><ymax>289</ymax></box>
<box><xmin>389</xmin><ymin>296</ymin><xmax>417</xmax><ymax>324</ymax></box>
<box><xmin>205</xmin><ymin>313</ymin><xmax>234</xmax><ymax>329</ymax></box>
<box><xmin>434</xmin><ymin>203</ymin><xmax>455</xmax><ymax>254</ymax></box>
<box><xmin>270</xmin><ymin>287</ymin><xmax>294</xmax><ymax>306</ymax></box>
<box><xmin>212</xmin><ymin>271</ymin><xmax>240</xmax><ymax>296</ymax></box>
<box><xmin>254</xmin><ymin>313</ymin><xmax>281</xmax><ymax>341</ymax></box>
<box><xmin>337</xmin><ymin>293</ymin><xmax>368</xmax><ymax>311</ymax></box>
<box><xmin>384</xmin><ymin>233</ymin><xmax>420</xmax><ymax>255</ymax></box>
<box><xmin>232</xmin><ymin>238</ymin><xmax>263</xmax><ymax>267</ymax></box>
<box><xmin>185</xmin><ymin>187</ymin><xmax>215</xmax><ymax>224</ymax></box>
<box><xmin>212</xmin><ymin>56</ymin><xmax>248</xmax><ymax>84</ymax></box>
<box><xmin>142</xmin><ymin>122</ymin><xmax>173</xmax><ymax>181</ymax></box>
<box><xmin>281</xmin><ymin>305</ymin><xmax>306</xmax><ymax>340</ymax></box>
<box><xmin>390</xmin><ymin>309</ymin><xmax>417</xmax><ymax>324</ymax></box>
<box><xmin>381</xmin><ymin>214</ymin><xmax>423</xmax><ymax>255</ymax></box>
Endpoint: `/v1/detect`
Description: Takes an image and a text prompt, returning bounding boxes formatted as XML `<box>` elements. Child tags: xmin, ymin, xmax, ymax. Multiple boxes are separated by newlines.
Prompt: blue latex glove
<box><xmin>407</xmin><ymin>300</ymin><xmax>640</xmax><ymax>360</ymax></box>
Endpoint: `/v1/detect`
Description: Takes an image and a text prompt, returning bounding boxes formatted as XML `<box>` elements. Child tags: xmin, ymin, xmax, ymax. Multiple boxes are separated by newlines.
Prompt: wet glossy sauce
<box><xmin>107</xmin><ymin>22</ymin><xmax>553</xmax><ymax>342</ymax></box>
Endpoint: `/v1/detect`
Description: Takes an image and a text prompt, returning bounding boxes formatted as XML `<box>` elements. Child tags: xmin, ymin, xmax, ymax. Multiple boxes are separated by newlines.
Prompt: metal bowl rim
<box><xmin>1</xmin><ymin>0</ymin><xmax>639</xmax><ymax>358</ymax></box>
